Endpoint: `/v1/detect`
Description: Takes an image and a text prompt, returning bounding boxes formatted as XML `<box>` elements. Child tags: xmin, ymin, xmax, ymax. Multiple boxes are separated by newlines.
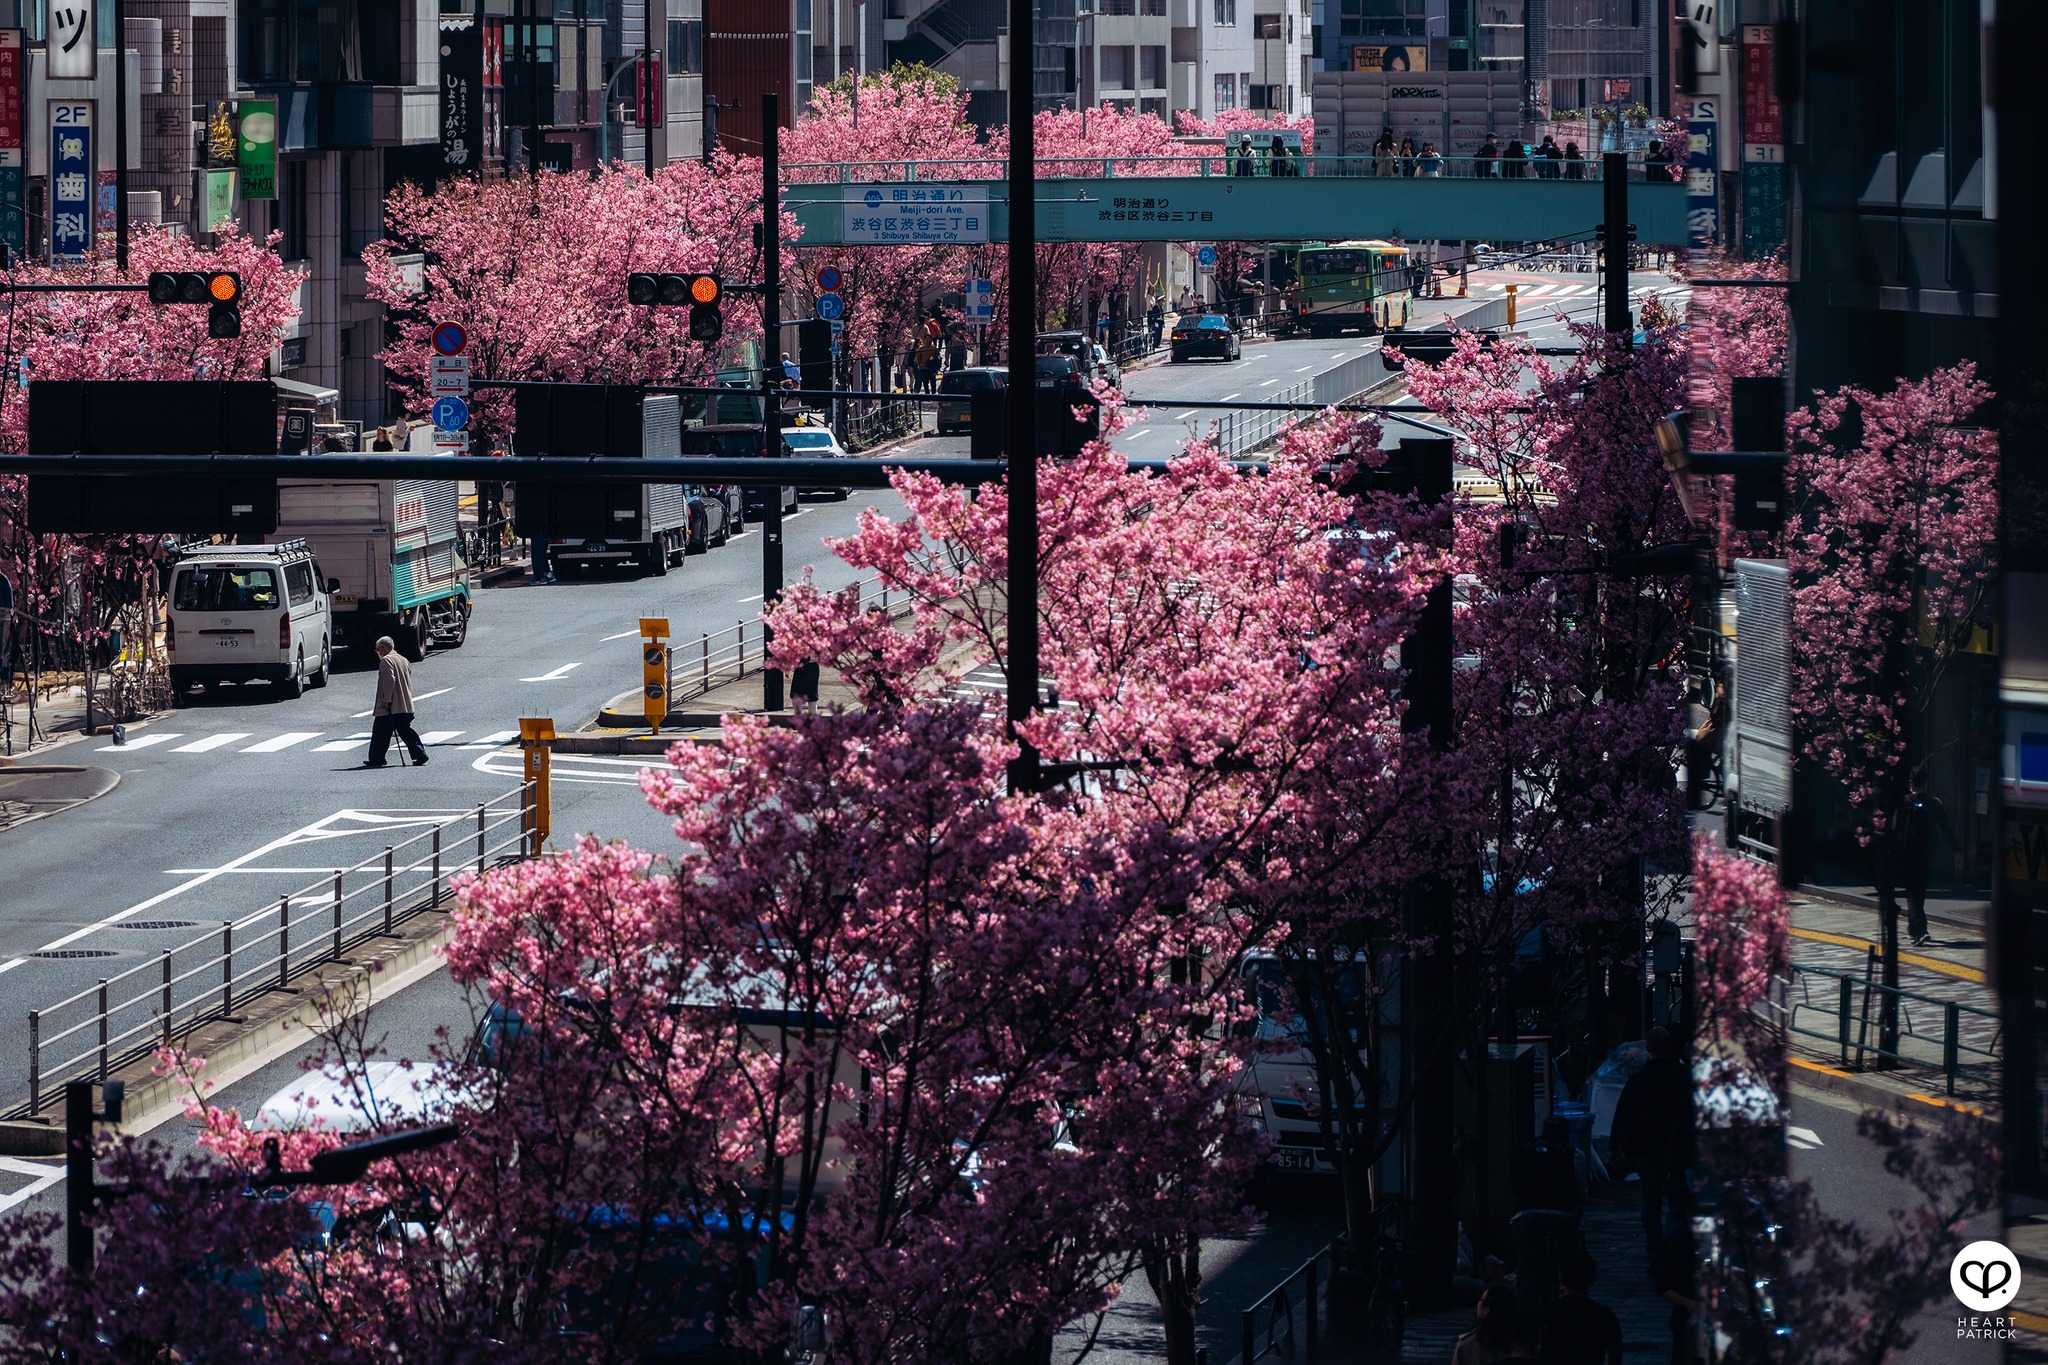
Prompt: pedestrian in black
<box><xmin>1609</xmin><ymin>1026</ymin><xmax>1691</xmax><ymax>1260</ymax></box>
<box><xmin>1500</xmin><ymin>1311</ymin><xmax>1547</xmax><ymax>1364</ymax></box>
<box><xmin>1399</xmin><ymin>136</ymin><xmax>1417</xmax><ymax>177</ymax></box>
<box><xmin>1541</xmin><ymin>1250</ymin><xmax>1623</xmax><ymax>1365</ymax></box>
<box><xmin>1452</xmin><ymin>1283</ymin><xmax>1520</xmax><ymax>1365</ymax></box>
<box><xmin>1537</xmin><ymin>135</ymin><xmax>1563</xmax><ymax>178</ymax></box>
<box><xmin>1901</xmin><ymin>767</ymin><xmax>1961</xmax><ymax>946</ymax></box>
<box><xmin>1652</xmin><ymin>1233</ymin><xmax>1699</xmax><ymax>1364</ymax></box>
<box><xmin>364</xmin><ymin>636</ymin><xmax>428</xmax><ymax>768</ymax></box>
<box><xmin>1477</xmin><ymin>134</ymin><xmax>1500</xmax><ymax>178</ymax></box>
<box><xmin>1503</xmin><ymin>139</ymin><xmax>1528</xmax><ymax>178</ymax></box>
<box><xmin>1643</xmin><ymin>138</ymin><xmax>1673</xmax><ymax>181</ymax></box>
<box><xmin>1563</xmin><ymin>141</ymin><xmax>1585</xmax><ymax>180</ymax></box>
<box><xmin>1270</xmin><ymin>134</ymin><xmax>1298</xmax><ymax>176</ymax></box>
<box><xmin>1147</xmin><ymin>295</ymin><xmax>1165</xmax><ymax>349</ymax></box>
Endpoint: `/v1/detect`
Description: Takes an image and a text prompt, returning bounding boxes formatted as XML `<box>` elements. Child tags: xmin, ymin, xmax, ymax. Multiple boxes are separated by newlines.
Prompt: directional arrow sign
<box><xmin>429</xmin><ymin>355</ymin><xmax>470</xmax><ymax>397</ymax></box>
<box><xmin>431</xmin><ymin>395</ymin><xmax>471</xmax><ymax>431</ymax></box>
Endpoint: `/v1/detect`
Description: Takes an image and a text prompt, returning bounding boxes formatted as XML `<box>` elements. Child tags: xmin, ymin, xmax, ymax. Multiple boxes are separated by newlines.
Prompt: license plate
<box><xmin>1272</xmin><ymin>1148</ymin><xmax>1320</xmax><ymax>1173</ymax></box>
<box><xmin>215</xmin><ymin>637</ymin><xmax>241</xmax><ymax>649</ymax></box>
<box><xmin>334</xmin><ymin>594</ymin><xmax>358</xmax><ymax>606</ymax></box>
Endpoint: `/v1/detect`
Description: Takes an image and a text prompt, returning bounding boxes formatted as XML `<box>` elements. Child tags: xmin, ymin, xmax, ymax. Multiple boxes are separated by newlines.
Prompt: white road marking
<box><xmin>462</xmin><ymin>730</ymin><xmax>519</xmax><ymax>748</ymax></box>
<box><xmin>315</xmin><ymin>734</ymin><xmax>374</xmax><ymax>752</ymax></box>
<box><xmin>418</xmin><ymin>730</ymin><xmax>465</xmax><ymax>745</ymax></box>
<box><xmin>1175</xmin><ymin>411</ymin><xmax>1198</xmax><ymax>420</ymax></box>
<box><xmin>0</xmin><ymin>808</ymin><xmax>460</xmax><ymax>974</ymax></box>
<box><xmin>96</xmin><ymin>732</ymin><xmax>182</xmax><ymax>751</ymax></box>
<box><xmin>519</xmin><ymin>663</ymin><xmax>583</xmax><ymax>682</ymax></box>
<box><xmin>1123</xmin><ymin>428</ymin><xmax>1153</xmax><ymax>439</ymax></box>
<box><xmin>241</xmin><ymin>731</ymin><xmax>322</xmax><ymax>753</ymax></box>
<box><xmin>1294</xmin><ymin>364</ymin><xmax>1315</xmax><ymax>372</ymax></box>
<box><xmin>169</xmin><ymin>733</ymin><xmax>250</xmax><ymax>753</ymax></box>
<box><xmin>0</xmin><ymin>1164</ymin><xmax>64</xmax><ymax>1214</ymax></box>
<box><xmin>352</xmin><ymin>687</ymin><xmax>451</xmax><ymax>718</ymax></box>
<box><xmin>1786</xmin><ymin>1125</ymin><xmax>1824</xmax><ymax>1150</ymax></box>
<box><xmin>599</xmin><ymin>628</ymin><xmax>642</xmax><ymax>641</ymax></box>
<box><xmin>1220</xmin><ymin>393</ymin><xmax>1242</xmax><ymax>401</ymax></box>
<box><xmin>738</xmin><ymin>593</ymin><xmax>765</xmax><ymax>603</ymax></box>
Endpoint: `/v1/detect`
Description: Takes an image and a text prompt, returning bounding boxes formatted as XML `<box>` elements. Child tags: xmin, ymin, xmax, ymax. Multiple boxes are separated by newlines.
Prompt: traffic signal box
<box><xmin>626</xmin><ymin>272</ymin><xmax>723</xmax><ymax>343</ymax></box>
<box><xmin>968</xmin><ymin>383</ymin><xmax>1103</xmax><ymax>461</ymax></box>
<box><xmin>148</xmin><ymin>270</ymin><xmax>242</xmax><ymax>339</ymax></box>
<box><xmin>512</xmin><ymin>383</ymin><xmax>670</xmax><ymax>541</ymax></box>
<box><xmin>25</xmin><ymin>379</ymin><xmax>278</xmax><ymax>534</ymax></box>
<box><xmin>641</xmin><ymin>616</ymin><xmax>669</xmax><ymax>732</ymax></box>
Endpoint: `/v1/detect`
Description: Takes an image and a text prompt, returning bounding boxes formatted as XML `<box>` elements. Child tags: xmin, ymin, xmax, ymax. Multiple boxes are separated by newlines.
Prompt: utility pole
<box><xmin>65</xmin><ymin>1078</ymin><xmax>121</xmax><ymax>1275</ymax></box>
<box><xmin>760</xmin><ymin>91</ymin><xmax>784</xmax><ymax>713</ymax></box>
<box><xmin>1602</xmin><ymin>151</ymin><xmax>1630</xmax><ymax>341</ymax></box>
<box><xmin>1004</xmin><ymin>0</ymin><xmax>1037</xmax><ymax>795</ymax></box>
<box><xmin>1398</xmin><ymin>436</ymin><xmax>1457</xmax><ymax>1310</ymax></box>
<box><xmin>113</xmin><ymin>0</ymin><xmax>127</xmax><ymax>270</ymax></box>
<box><xmin>526</xmin><ymin>0</ymin><xmax>543</xmax><ymax>181</ymax></box>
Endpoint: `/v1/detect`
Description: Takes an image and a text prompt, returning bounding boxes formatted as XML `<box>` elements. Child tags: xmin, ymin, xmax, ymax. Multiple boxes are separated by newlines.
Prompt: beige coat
<box><xmin>374</xmin><ymin>651</ymin><xmax>415</xmax><ymax>716</ymax></box>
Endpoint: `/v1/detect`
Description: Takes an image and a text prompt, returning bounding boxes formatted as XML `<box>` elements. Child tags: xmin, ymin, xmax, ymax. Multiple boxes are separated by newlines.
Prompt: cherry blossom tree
<box><xmin>1785</xmin><ymin>363</ymin><xmax>1998</xmax><ymax>1058</ymax></box>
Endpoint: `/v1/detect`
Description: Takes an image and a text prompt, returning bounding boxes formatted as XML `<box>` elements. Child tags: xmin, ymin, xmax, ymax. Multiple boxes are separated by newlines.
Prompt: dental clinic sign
<box><xmin>842</xmin><ymin>184</ymin><xmax>988</xmax><ymax>245</ymax></box>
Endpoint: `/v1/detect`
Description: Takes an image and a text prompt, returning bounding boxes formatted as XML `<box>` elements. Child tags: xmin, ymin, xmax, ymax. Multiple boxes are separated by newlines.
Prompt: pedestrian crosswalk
<box><xmin>97</xmin><ymin>727</ymin><xmax>520</xmax><ymax>757</ymax></box>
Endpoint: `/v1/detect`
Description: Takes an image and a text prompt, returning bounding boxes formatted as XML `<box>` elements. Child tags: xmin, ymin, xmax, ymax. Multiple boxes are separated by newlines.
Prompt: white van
<box><xmin>165</xmin><ymin>540</ymin><xmax>333</xmax><ymax>699</ymax></box>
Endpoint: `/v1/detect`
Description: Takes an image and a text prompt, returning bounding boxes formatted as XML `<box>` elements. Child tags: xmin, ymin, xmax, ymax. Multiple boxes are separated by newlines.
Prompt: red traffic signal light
<box><xmin>149</xmin><ymin>270</ymin><xmax>241</xmax><ymax>308</ymax></box>
<box><xmin>688</xmin><ymin>274</ymin><xmax>720</xmax><ymax>305</ymax></box>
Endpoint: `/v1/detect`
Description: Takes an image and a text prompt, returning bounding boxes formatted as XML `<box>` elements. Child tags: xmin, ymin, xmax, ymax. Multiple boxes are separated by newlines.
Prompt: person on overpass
<box><xmin>1477</xmin><ymin>133</ymin><xmax>1500</xmax><ymax>178</ymax></box>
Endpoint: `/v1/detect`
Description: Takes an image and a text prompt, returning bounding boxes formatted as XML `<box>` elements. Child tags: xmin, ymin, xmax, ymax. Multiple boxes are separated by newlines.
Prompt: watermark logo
<box><xmin>1951</xmin><ymin>1240</ymin><xmax>2021</xmax><ymax>1314</ymax></box>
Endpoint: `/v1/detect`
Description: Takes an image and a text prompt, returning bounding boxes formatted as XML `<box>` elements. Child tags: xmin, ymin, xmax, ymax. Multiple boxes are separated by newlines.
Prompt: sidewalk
<box><xmin>2</xmin><ymin>676</ymin><xmax>168</xmax><ymax>760</ymax></box>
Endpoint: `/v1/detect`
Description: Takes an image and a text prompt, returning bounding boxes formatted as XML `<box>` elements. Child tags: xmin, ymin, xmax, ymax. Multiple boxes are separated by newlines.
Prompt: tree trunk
<box><xmin>1143</xmin><ymin>1242</ymin><xmax>1203</xmax><ymax>1365</ymax></box>
<box><xmin>1874</xmin><ymin>833</ymin><xmax>1902</xmax><ymax>1065</ymax></box>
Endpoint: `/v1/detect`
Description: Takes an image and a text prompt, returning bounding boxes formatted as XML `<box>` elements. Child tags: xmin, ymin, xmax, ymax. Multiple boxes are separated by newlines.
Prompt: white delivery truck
<box><xmin>547</xmin><ymin>394</ymin><xmax>693</xmax><ymax>577</ymax></box>
<box><xmin>272</xmin><ymin>477</ymin><xmax>472</xmax><ymax>661</ymax></box>
<box><xmin>165</xmin><ymin>540</ymin><xmax>333</xmax><ymax>699</ymax></box>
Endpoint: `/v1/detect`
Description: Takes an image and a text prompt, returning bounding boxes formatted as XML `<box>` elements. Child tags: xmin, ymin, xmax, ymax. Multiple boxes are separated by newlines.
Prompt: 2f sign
<box><xmin>47</xmin><ymin>0</ymin><xmax>94</xmax><ymax>80</ymax></box>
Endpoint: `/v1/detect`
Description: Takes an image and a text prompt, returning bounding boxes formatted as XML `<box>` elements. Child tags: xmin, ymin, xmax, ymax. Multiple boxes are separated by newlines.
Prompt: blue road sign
<box><xmin>431</xmin><ymin>321</ymin><xmax>468</xmax><ymax>356</ymax></box>
<box><xmin>1196</xmin><ymin>244</ymin><xmax>1218</xmax><ymax>268</ymax></box>
<box><xmin>431</xmin><ymin>395</ymin><xmax>471</xmax><ymax>431</ymax></box>
<box><xmin>816</xmin><ymin>292</ymin><xmax>845</xmax><ymax>321</ymax></box>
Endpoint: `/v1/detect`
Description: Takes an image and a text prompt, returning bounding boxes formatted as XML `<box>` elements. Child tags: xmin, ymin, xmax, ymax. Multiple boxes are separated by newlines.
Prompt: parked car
<box><xmin>935</xmin><ymin>366</ymin><xmax>1006</xmax><ymax>435</ymax></box>
<box><xmin>1171</xmin><ymin>314</ymin><xmax>1242</xmax><ymax>362</ymax></box>
<box><xmin>678</xmin><ymin>424</ymin><xmax>798</xmax><ymax>517</ymax></box>
<box><xmin>684</xmin><ymin>485</ymin><xmax>732</xmax><ymax>552</ymax></box>
<box><xmin>780</xmin><ymin>423</ymin><xmax>854</xmax><ymax>499</ymax></box>
<box><xmin>165</xmin><ymin>540</ymin><xmax>332</xmax><ymax>699</ymax></box>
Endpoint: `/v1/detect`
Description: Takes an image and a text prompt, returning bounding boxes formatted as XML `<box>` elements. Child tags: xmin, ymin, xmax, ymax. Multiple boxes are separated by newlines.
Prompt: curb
<box><xmin>1</xmin><ymin>708</ymin><xmax>170</xmax><ymax>762</ymax></box>
<box><xmin>1796</xmin><ymin>881</ymin><xmax>1985</xmax><ymax>935</ymax></box>
<box><xmin>555</xmin><ymin>733</ymin><xmax>716</xmax><ymax>755</ymax></box>
<box><xmin>0</xmin><ymin>764</ymin><xmax>122</xmax><ymax>834</ymax></box>
<box><xmin>1786</xmin><ymin>1055</ymin><xmax>1995</xmax><ymax>1123</ymax></box>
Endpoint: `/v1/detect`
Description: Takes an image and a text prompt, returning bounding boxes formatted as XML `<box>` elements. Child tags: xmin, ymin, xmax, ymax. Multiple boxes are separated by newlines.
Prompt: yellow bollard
<box><xmin>518</xmin><ymin>717</ymin><xmax>555</xmax><ymax>853</ymax></box>
<box><xmin>1505</xmin><ymin>282</ymin><xmax>1518</xmax><ymax>329</ymax></box>
<box><xmin>640</xmin><ymin>617</ymin><xmax>670</xmax><ymax>734</ymax></box>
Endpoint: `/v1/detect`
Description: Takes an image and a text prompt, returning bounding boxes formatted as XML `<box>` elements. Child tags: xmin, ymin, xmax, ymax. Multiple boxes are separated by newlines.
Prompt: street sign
<box><xmin>816</xmin><ymin>292</ymin><xmax>844</xmax><ymax>321</ymax></box>
<box><xmin>429</xmin><ymin>354</ymin><xmax>470</xmax><ymax>397</ymax></box>
<box><xmin>817</xmin><ymin>266</ymin><xmax>841</xmax><ymax>292</ymax></box>
<box><xmin>431</xmin><ymin>321</ymin><xmax>468</xmax><ymax>356</ymax></box>
<box><xmin>964</xmin><ymin>278</ymin><xmax>993</xmax><ymax>322</ymax></box>
<box><xmin>841</xmin><ymin>184</ymin><xmax>989</xmax><ymax>245</ymax></box>
<box><xmin>49</xmin><ymin>102</ymin><xmax>91</xmax><ymax>263</ymax></box>
<box><xmin>433</xmin><ymin>429</ymin><xmax>470</xmax><ymax>451</ymax></box>
<box><xmin>829</xmin><ymin>319</ymin><xmax>844</xmax><ymax>335</ymax></box>
<box><xmin>1195</xmin><ymin>244</ymin><xmax>1218</xmax><ymax>272</ymax></box>
<box><xmin>431</xmin><ymin>395</ymin><xmax>470</xmax><ymax>431</ymax></box>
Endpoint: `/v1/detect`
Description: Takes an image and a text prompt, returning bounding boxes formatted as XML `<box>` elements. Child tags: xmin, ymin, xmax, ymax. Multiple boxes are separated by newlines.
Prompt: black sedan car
<box><xmin>1170</xmin><ymin>314</ymin><xmax>1241</xmax><ymax>363</ymax></box>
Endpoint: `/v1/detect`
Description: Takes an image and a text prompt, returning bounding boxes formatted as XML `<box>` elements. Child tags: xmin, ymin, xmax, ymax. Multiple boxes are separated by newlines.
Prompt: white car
<box><xmin>782</xmin><ymin>424</ymin><xmax>853</xmax><ymax>499</ymax></box>
<box><xmin>166</xmin><ymin>539</ymin><xmax>332</xmax><ymax>700</ymax></box>
<box><xmin>251</xmin><ymin>1060</ymin><xmax>458</xmax><ymax>1135</ymax></box>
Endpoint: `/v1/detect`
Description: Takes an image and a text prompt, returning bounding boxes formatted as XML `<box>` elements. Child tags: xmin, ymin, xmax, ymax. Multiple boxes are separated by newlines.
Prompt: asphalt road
<box><xmin>0</xmin><ymin>488</ymin><xmax>902</xmax><ymax>1110</ymax></box>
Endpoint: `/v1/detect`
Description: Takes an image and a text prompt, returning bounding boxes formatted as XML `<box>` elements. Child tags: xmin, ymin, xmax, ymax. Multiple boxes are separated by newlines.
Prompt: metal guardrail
<box><xmin>1241</xmin><ymin>1236</ymin><xmax>1344</xmax><ymax>1364</ymax></box>
<box><xmin>1213</xmin><ymin>379</ymin><xmax>1313</xmax><ymax>459</ymax></box>
<box><xmin>1779</xmin><ymin>955</ymin><xmax>2000</xmax><ymax>1096</ymax></box>
<box><xmin>782</xmin><ymin>155</ymin><xmax>1685</xmax><ymax>184</ymax></box>
<box><xmin>662</xmin><ymin>576</ymin><xmax>910</xmax><ymax>705</ymax></box>
<box><xmin>21</xmin><ymin>781</ymin><xmax>537</xmax><ymax>1116</ymax></box>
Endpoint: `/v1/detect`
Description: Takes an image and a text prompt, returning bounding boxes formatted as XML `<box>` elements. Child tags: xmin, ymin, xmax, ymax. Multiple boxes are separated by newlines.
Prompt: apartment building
<box><xmin>1249</xmin><ymin>0</ymin><xmax>1307</xmax><ymax>116</ymax></box>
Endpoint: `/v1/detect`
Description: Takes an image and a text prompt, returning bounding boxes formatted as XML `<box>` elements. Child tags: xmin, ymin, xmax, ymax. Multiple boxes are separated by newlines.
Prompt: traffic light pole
<box><xmin>114</xmin><ymin>0</ymin><xmax>128</xmax><ymax>271</ymax></box>
<box><xmin>1603</xmin><ymin>152</ymin><xmax>1630</xmax><ymax>341</ymax></box>
<box><xmin>1003</xmin><ymin>0</ymin><xmax>1037</xmax><ymax>795</ymax></box>
<box><xmin>760</xmin><ymin>92</ymin><xmax>785</xmax><ymax>714</ymax></box>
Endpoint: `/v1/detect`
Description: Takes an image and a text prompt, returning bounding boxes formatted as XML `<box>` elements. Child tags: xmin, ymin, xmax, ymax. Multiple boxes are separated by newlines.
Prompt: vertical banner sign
<box><xmin>0</xmin><ymin>32</ymin><xmax>22</xmax><ymax>260</ymax></box>
<box><xmin>46</xmin><ymin>0</ymin><xmax>94</xmax><ymax>80</ymax></box>
<box><xmin>1739</xmin><ymin>26</ymin><xmax>1784</xmax><ymax>256</ymax></box>
<box><xmin>237</xmin><ymin>98</ymin><xmax>276</xmax><ymax>199</ymax></box>
<box><xmin>204</xmin><ymin>168</ymin><xmax>236</xmax><ymax>230</ymax></box>
<box><xmin>440</xmin><ymin>21</ymin><xmax>481</xmax><ymax>173</ymax></box>
<box><xmin>635</xmin><ymin>50</ymin><xmax>661</xmax><ymax>128</ymax></box>
<box><xmin>481</xmin><ymin>18</ymin><xmax>504</xmax><ymax>164</ymax></box>
<box><xmin>1685</xmin><ymin>0</ymin><xmax>1719</xmax><ymax>76</ymax></box>
<box><xmin>1683</xmin><ymin>96</ymin><xmax>1720</xmax><ymax>248</ymax></box>
<box><xmin>48</xmin><ymin>101</ymin><xmax>91</xmax><ymax>261</ymax></box>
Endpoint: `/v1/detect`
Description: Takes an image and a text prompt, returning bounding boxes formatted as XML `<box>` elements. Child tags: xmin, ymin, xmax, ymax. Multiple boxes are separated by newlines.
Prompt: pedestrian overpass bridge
<box><xmin>780</xmin><ymin>155</ymin><xmax>1691</xmax><ymax>248</ymax></box>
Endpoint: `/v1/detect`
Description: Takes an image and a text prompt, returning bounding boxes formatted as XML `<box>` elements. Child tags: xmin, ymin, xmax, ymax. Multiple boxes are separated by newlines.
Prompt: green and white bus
<box><xmin>1288</xmin><ymin>240</ymin><xmax>1415</xmax><ymax>338</ymax></box>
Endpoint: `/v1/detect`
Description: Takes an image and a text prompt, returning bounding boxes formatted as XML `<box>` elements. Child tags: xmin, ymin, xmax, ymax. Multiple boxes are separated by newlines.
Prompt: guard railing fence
<box><xmin>1776</xmin><ymin>953</ymin><xmax>1999</xmax><ymax>1097</ymax></box>
<box><xmin>783</xmin><ymin>154</ymin><xmax>1688</xmax><ymax>184</ymax></box>
<box><xmin>1240</xmin><ymin>1235</ymin><xmax>1345</xmax><ymax>1364</ymax></box>
<box><xmin>20</xmin><ymin>781</ymin><xmax>537</xmax><ymax>1117</ymax></box>
<box><xmin>663</xmin><ymin>575</ymin><xmax>912</xmax><ymax>706</ymax></box>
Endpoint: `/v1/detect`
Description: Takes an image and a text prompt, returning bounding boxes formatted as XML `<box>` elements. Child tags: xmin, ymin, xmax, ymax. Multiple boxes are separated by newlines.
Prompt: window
<box><xmin>1338</xmin><ymin>0</ymin><xmax>1428</xmax><ymax>39</ymax></box>
<box><xmin>1214</xmin><ymin>71</ymin><xmax>1236</xmax><ymax>108</ymax></box>
<box><xmin>1099</xmin><ymin>43</ymin><xmax>1133</xmax><ymax>88</ymax></box>
<box><xmin>667</xmin><ymin>19</ymin><xmax>702</xmax><ymax>74</ymax></box>
<box><xmin>1253</xmin><ymin>13</ymin><xmax>1281</xmax><ymax>37</ymax></box>
<box><xmin>174</xmin><ymin>566</ymin><xmax>280</xmax><ymax>613</ymax></box>
<box><xmin>280</xmin><ymin>159</ymin><xmax>308</xmax><ymax>262</ymax></box>
<box><xmin>1249</xmin><ymin>82</ymin><xmax>1275</xmax><ymax>108</ymax></box>
<box><xmin>285</xmin><ymin>562</ymin><xmax>315</xmax><ymax>606</ymax></box>
<box><xmin>1142</xmin><ymin>0</ymin><xmax>1166</xmax><ymax>13</ymax></box>
<box><xmin>1213</xmin><ymin>0</ymin><xmax>1235</xmax><ymax>24</ymax></box>
<box><xmin>1140</xmin><ymin>44</ymin><xmax>1164</xmax><ymax>86</ymax></box>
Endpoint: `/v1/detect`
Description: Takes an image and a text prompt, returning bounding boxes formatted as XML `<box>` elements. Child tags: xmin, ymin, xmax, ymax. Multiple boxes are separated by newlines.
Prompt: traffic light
<box><xmin>625</xmin><ymin>272</ymin><xmax>723</xmax><ymax>343</ymax></box>
<box><xmin>148</xmin><ymin>270</ymin><xmax>242</xmax><ymax>338</ymax></box>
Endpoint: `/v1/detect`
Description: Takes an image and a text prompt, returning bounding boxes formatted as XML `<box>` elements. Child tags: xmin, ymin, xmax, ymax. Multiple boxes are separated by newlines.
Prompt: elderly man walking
<box><xmin>364</xmin><ymin>636</ymin><xmax>429</xmax><ymax>768</ymax></box>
